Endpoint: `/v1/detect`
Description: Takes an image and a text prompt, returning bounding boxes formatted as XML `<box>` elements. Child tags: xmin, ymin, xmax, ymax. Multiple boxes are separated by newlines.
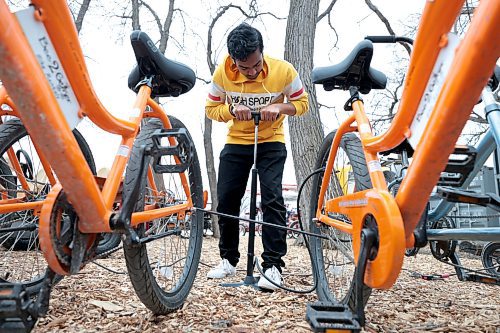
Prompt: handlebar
<box><xmin>251</xmin><ymin>111</ymin><xmax>261</xmax><ymax>125</ymax></box>
<box><xmin>365</xmin><ymin>35</ymin><xmax>414</xmax><ymax>45</ymax></box>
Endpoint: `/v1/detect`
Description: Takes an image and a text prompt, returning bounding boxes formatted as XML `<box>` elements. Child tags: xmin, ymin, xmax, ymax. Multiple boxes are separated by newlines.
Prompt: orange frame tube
<box><xmin>313</xmin><ymin>0</ymin><xmax>499</xmax><ymax>286</ymax></box>
<box><xmin>30</xmin><ymin>0</ymin><xmax>136</xmax><ymax>137</ymax></box>
<box><xmin>396</xmin><ymin>0</ymin><xmax>500</xmax><ymax>241</ymax></box>
<box><xmin>0</xmin><ymin>3</ymin><xmax>110</xmax><ymax>232</ymax></box>
<box><xmin>361</xmin><ymin>0</ymin><xmax>466</xmax><ymax>153</ymax></box>
<box><xmin>0</xmin><ymin>1</ymin><xmax>197</xmax><ymax>237</ymax></box>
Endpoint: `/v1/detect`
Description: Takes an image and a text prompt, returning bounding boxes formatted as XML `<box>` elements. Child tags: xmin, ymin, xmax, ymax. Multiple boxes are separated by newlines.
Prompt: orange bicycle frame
<box><xmin>0</xmin><ymin>0</ymin><xmax>193</xmax><ymax>239</ymax></box>
<box><xmin>315</xmin><ymin>0</ymin><xmax>499</xmax><ymax>289</ymax></box>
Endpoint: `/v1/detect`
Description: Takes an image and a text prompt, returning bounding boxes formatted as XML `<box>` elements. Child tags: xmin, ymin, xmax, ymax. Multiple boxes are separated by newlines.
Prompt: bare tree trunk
<box><xmin>203</xmin><ymin>116</ymin><xmax>220</xmax><ymax>237</ymax></box>
<box><xmin>159</xmin><ymin>0</ymin><xmax>175</xmax><ymax>53</ymax></box>
<box><xmin>133</xmin><ymin>0</ymin><xmax>177</xmax><ymax>192</ymax></box>
<box><xmin>131</xmin><ymin>0</ymin><xmax>141</xmax><ymax>30</ymax></box>
<box><xmin>74</xmin><ymin>0</ymin><xmax>92</xmax><ymax>34</ymax></box>
<box><xmin>284</xmin><ymin>0</ymin><xmax>324</xmax><ymax>235</ymax></box>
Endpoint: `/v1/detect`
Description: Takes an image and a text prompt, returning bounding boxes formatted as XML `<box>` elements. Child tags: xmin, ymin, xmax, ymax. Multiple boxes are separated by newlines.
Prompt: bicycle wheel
<box><xmin>95</xmin><ymin>233</ymin><xmax>122</xmax><ymax>255</ymax></box>
<box><xmin>0</xmin><ymin>118</ymin><xmax>95</xmax><ymax>293</ymax></box>
<box><xmin>481</xmin><ymin>242</ymin><xmax>499</xmax><ymax>277</ymax></box>
<box><xmin>309</xmin><ymin>130</ymin><xmax>372</xmax><ymax>309</ymax></box>
<box><xmin>123</xmin><ymin>117</ymin><xmax>203</xmax><ymax>314</ymax></box>
<box><xmin>429</xmin><ymin>216</ymin><xmax>457</xmax><ymax>260</ymax></box>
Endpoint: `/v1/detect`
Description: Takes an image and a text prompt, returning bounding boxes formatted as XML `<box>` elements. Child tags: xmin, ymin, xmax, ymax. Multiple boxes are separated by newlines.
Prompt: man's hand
<box><xmin>231</xmin><ymin>104</ymin><xmax>253</xmax><ymax>121</ymax></box>
<box><xmin>260</xmin><ymin>104</ymin><xmax>281</xmax><ymax>121</ymax></box>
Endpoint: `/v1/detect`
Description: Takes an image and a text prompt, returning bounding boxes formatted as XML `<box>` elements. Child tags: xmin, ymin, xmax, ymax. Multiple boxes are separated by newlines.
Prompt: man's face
<box><xmin>233</xmin><ymin>50</ymin><xmax>263</xmax><ymax>80</ymax></box>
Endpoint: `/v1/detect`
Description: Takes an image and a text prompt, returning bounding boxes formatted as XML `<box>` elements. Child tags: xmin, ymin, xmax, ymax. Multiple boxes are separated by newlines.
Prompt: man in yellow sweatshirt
<box><xmin>205</xmin><ymin>23</ymin><xmax>309</xmax><ymax>290</ymax></box>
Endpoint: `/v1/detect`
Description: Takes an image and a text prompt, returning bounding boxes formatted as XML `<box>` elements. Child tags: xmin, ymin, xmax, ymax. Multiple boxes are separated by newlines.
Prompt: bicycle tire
<box><xmin>0</xmin><ymin>118</ymin><xmax>95</xmax><ymax>294</ymax></box>
<box><xmin>122</xmin><ymin>117</ymin><xmax>203</xmax><ymax>314</ymax></box>
<box><xmin>481</xmin><ymin>242</ymin><xmax>500</xmax><ymax>277</ymax></box>
<box><xmin>95</xmin><ymin>233</ymin><xmax>122</xmax><ymax>255</ymax></box>
<box><xmin>309</xmin><ymin>130</ymin><xmax>372</xmax><ymax>310</ymax></box>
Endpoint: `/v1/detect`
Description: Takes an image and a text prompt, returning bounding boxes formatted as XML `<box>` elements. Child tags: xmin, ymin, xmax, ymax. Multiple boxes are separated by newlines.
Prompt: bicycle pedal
<box><xmin>150</xmin><ymin>128</ymin><xmax>194</xmax><ymax>173</ymax></box>
<box><xmin>463</xmin><ymin>273</ymin><xmax>500</xmax><ymax>286</ymax></box>
<box><xmin>436</xmin><ymin>186</ymin><xmax>500</xmax><ymax>211</ymax></box>
<box><xmin>306</xmin><ymin>301</ymin><xmax>361</xmax><ymax>332</ymax></box>
<box><xmin>0</xmin><ymin>283</ymin><xmax>37</xmax><ymax>333</ymax></box>
<box><xmin>438</xmin><ymin>145</ymin><xmax>477</xmax><ymax>187</ymax></box>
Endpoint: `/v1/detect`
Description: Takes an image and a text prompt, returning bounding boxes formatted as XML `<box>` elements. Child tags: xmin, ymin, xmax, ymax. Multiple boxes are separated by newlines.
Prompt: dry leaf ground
<box><xmin>33</xmin><ymin>235</ymin><xmax>499</xmax><ymax>332</ymax></box>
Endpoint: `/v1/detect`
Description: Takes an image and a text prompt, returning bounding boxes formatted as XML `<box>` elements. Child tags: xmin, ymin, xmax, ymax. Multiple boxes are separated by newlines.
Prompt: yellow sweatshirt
<box><xmin>205</xmin><ymin>54</ymin><xmax>309</xmax><ymax>144</ymax></box>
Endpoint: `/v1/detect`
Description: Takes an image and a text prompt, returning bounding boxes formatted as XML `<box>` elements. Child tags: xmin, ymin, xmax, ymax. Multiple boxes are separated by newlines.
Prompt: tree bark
<box><xmin>203</xmin><ymin>116</ymin><xmax>220</xmax><ymax>237</ymax></box>
<box><xmin>159</xmin><ymin>0</ymin><xmax>175</xmax><ymax>54</ymax></box>
<box><xmin>74</xmin><ymin>0</ymin><xmax>92</xmax><ymax>34</ymax></box>
<box><xmin>284</xmin><ymin>0</ymin><xmax>324</xmax><ymax>233</ymax></box>
<box><xmin>131</xmin><ymin>0</ymin><xmax>141</xmax><ymax>30</ymax></box>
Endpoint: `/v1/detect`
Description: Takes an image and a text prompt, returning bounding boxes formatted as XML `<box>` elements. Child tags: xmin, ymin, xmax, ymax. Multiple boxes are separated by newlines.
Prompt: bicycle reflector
<box><xmin>150</xmin><ymin>128</ymin><xmax>194</xmax><ymax>173</ymax></box>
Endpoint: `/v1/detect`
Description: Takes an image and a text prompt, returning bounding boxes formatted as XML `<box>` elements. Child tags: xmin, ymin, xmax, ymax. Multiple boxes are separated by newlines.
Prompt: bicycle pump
<box><xmin>221</xmin><ymin>111</ymin><xmax>261</xmax><ymax>289</ymax></box>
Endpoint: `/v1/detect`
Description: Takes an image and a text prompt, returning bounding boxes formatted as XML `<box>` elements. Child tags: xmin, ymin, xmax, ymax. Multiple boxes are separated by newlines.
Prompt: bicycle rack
<box><xmin>438</xmin><ymin>145</ymin><xmax>477</xmax><ymax>187</ymax></box>
<box><xmin>436</xmin><ymin>186</ymin><xmax>500</xmax><ymax>212</ymax></box>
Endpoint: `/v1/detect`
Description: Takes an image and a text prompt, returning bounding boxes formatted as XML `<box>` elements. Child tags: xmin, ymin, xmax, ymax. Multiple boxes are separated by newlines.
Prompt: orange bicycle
<box><xmin>0</xmin><ymin>0</ymin><xmax>204</xmax><ymax>330</ymax></box>
<box><xmin>305</xmin><ymin>0</ymin><xmax>499</xmax><ymax>330</ymax></box>
<box><xmin>0</xmin><ymin>86</ymin><xmax>128</xmax><ymax>294</ymax></box>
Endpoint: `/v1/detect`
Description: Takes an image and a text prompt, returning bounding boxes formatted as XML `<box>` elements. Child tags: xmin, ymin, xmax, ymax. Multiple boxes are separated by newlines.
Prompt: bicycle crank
<box><xmin>39</xmin><ymin>184</ymin><xmax>98</xmax><ymax>275</ymax></box>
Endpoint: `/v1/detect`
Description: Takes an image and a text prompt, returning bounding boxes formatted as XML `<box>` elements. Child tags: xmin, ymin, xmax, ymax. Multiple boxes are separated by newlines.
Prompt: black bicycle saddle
<box><xmin>312</xmin><ymin>40</ymin><xmax>387</xmax><ymax>94</ymax></box>
<box><xmin>128</xmin><ymin>30</ymin><xmax>196</xmax><ymax>97</ymax></box>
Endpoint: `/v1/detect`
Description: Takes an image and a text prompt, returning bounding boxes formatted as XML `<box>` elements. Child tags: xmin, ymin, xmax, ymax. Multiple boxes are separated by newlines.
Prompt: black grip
<box><xmin>251</xmin><ymin>111</ymin><xmax>260</xmax><ymax>124</ymax></box>
<box><xmin>365</xmin><ymin>35</ymin><xmax>397</xmax><ymax>43</ymax></box>
<box><xmin>365</xmin><ymin>35</ymin><xmax>414</xmax><ymax>45</ymax></box>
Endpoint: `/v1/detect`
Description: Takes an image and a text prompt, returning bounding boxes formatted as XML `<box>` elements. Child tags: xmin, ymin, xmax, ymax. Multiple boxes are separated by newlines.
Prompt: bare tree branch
<box><xmin>364</xmin><ymin>0</ymin><xmax>411</xmax><ymax>56</ymax></box>
<box><xmin>74</xmin><ymin>0</ymin><xmax>92</xmax><ymax>34</ymax></box>
<box><xmin>318</xmin><ymin>102</ymin><xmax>335</xmax><ymax>110</ymax></box>
<box><xmin>206</xmin><ymin>4</ymin><xmax>285</xmax><ymax>74</ymax></box>
<box><xmin>140</xmin><ymin>1</ymin><xmax>163</xmax><ymax>40</ymax></box>
<box><xmin>326</xmin><ymin>8</ymin><xmax>339</xmax><ymax>49</ymax></box>
<box><xmin>317</xmin><ymin>0</ymin><xmax>337</xmax><ymax>23</ymax></box>
<box><xmin>469</xmin><ymin>111</ymin><xmax>488</xmax><ymax>124</ymax></box>
<box><xmin>196</xmin><ymin>76</ymin><xmax>210</xmax><ymax>84</ymax></box>
<box><xmin>387</xmin><ymin>73</ymin><xmax>405</xmax><ymax>117</ymax></box>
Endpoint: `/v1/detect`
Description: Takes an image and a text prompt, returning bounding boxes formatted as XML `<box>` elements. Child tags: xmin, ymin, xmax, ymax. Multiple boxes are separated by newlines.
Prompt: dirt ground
<box><xmin>33</xmin><ymin>235</ymin><xmax>499</xmax><ymax>333</ymax></box>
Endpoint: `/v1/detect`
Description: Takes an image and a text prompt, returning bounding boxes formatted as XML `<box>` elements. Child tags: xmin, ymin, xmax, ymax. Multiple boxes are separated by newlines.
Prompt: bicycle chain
<box><xmin>93</xmin><ymin>244</ymin><xmax>123</xmax><ymax>260</ymax></box>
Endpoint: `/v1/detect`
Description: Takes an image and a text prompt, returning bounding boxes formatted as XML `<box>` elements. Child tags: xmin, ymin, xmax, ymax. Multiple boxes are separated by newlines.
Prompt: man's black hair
<box><xmin>227</xmin><ymin>23</ymin><xmax>264</xmax><ymax>61</ymax></box>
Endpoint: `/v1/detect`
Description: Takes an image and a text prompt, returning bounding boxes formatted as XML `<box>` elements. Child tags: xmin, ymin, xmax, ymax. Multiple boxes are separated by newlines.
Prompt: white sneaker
<box><xmin>206</xmin><ymin>259</ymin><xmax>236</xmax><ymax>279</ymax></box>
<box><xmin>257</xmin><ymin>266</ymin><xmax>282</xmax><ymax>291</ymax></box>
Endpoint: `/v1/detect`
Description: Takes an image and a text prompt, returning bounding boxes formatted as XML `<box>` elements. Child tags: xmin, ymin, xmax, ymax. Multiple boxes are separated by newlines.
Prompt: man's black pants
<box><xmin>216</xmin><ymin>142</ymin><xmax>287</xmax><ymax>272</ymax></box>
